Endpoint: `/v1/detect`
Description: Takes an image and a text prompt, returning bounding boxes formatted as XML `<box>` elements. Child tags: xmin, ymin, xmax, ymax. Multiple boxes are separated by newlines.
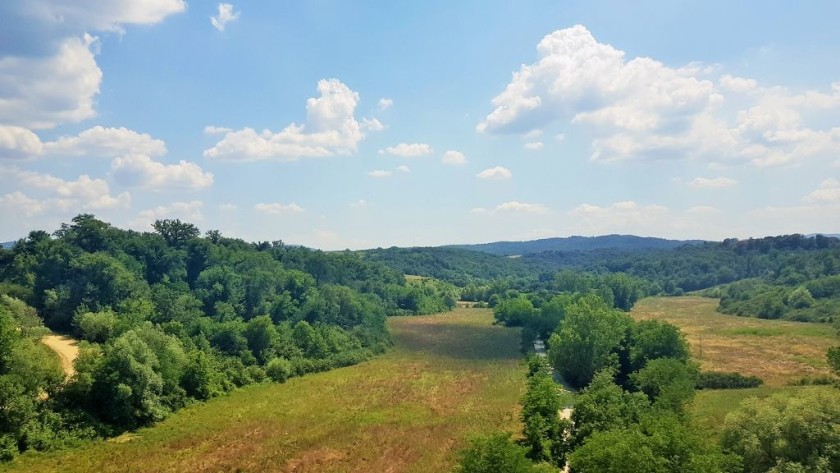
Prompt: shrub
<box><xmin>696</xmin><ymin>371</ymin><xmax>763</xmax><ymax>390</ymax></box>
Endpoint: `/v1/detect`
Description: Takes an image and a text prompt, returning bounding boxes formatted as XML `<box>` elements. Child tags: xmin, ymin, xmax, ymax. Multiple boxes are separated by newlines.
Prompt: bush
<box><xmin>696</xmin><ymin>371</ymin><xmax>763</xmax><ymax>390</ymax></box>
<box><xmin>265</xmin><ymin>357</ymin><xmax>293</xmax><ymax>382</ymax></box>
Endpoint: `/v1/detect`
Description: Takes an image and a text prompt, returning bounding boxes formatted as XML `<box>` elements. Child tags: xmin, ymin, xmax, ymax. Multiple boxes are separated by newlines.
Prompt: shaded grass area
<box><xmin>631</xmin><ymin>297</ymin><xmax>838</xmax><ymax>386</ymax></box>
<box><xmin>2</xmin><ymin>308</ymin><xmax>526</xmax><ymax>473</ymax></box>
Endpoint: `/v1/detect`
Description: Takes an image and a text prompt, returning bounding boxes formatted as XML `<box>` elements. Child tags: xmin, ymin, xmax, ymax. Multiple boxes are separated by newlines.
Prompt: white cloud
<box><xmin>204</xmin><ymin>125</ymin><xmax>232</xmax><ymax>135</ymax></box>
<box><xmin>396</xmin><ymin>165</ymin><xmax>410</xmax><ymax>173</ymax></box>
<box><xmin>350</xmin><ymin>199</ymin><xmax>370</xmax><ymax>208</ymax></box>
<box><xmin>685</xmin><ymin>205</ymin><xmax>720</xmax><ymax>215</ymax></box>
<box><xmin>111</xmin><ymin>154</ymin><xmax>214</xmax><ymax>190</ymax></box>
<box><xmin>368</xmin><ymin>169</ymin><xmax>392</xmax><ymax>178</ymax></box>
<box><xmin>478</xmin><ymin>25</ymin><xmax>840</xmax><ymax>167</ymax></box>
<box><xmin>476</xmin><ymin>166</ymin><xmax>512</xmax><ymax>180</ymax></box>
<box><xmin>45</xmin><ymin>126</ymin><xmax>167</xmax><ymax>157</ymax></box>
<box><xmin>361</xmin><ymin>117</ymin><xmax>385</xmax><ymax>131</ymax></box>
<box><xmin>803</xmin><ymin>178</ymin><xmax>840</xmax><ymax>204</ymax></box>
<box><xmin>378</xmin><ymin>143</ymin><xmax>433</xmax><ymax>157</ymax></box>
<box><xmin>0</xmin><ymin>126</ymin><xmax>44</xmax><ymax>159</ymax></box>
<box><xmin>0</xmin><ymin>35</ymin><xmax>102</xmax><ymax>129</ymax></box>
<box><xmin>130</xmin><ymin>200</ymin><xmax>203</xmax><ymax>231</ymax></box>
<box><xmin>690</xmin><ymin>176</ymin><xmax>738</xmax><ymax>188</ymax></box>
<box><xmin>524</xmin><ymin>141</ymin><xmax>544</xmax><ymax>150</ymax></box>
<box><xmin>471</xmin><ymin>200</ymin><xmax>548</xmax><ymax>215</ymax></box>
<box><xmin>5</xmin><ymin>1</ymin><xmax>186</xmax><ymax>35</ymax></box>
<box><xmin>254</xmin><ymin>202</ymin><xmax>305</xmax><ymax>214</ymax></box>
<box><xmin>3</xmin><ymin>170</ymin><xmax>130</xmax><ymax>214</ymax></box>
<box><xmin>442</xmin><ymin>150</ymin><xmax>467</xmax><ymax>165</ymax></box>
<box><xmin>211</xmin><ymin>3</ymin><xmax>240</xmax><ymax>32</ymax></box>
<box><xmin>0</xmin><ymin>191</ymin><xmax>45</xmax><ymax>216</ymax></box>
<box><xmin>204</xmin><ymin>79</ymin><xmax>370</xmax><ymax>161</ymax></box>
<box><xmin>719</xmin><ymin>74</ymin><xmax>757</xmax><ymax>93</ymax></box>
<box><xmin>378</xmin><ymin>98</ymin><xmax>393</xmax><ymax>111</ymax></box>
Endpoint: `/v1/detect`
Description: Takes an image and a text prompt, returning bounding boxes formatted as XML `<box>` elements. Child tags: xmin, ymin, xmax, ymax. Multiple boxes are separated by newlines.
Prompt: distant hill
<box><xmin>0</xmin><ymin>241</ymin><xmax>15</xmax><ymax>249</ymax></box>
<box><xmin>449</xmin><ymin>234</ymin><xmax>705</xmax><ymax>256</ymax></box>
<box><xmin>358</xmin><ymin>246</ymin><xmax>545</xmax><ymax>285</ymax></box>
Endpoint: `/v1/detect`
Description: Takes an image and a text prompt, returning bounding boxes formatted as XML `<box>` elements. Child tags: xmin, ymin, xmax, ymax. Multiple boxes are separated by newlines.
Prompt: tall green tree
<box><xmin>548</xmin><ymin>295</ymin><xmax>632</xmax><ymax>389</ymax></box>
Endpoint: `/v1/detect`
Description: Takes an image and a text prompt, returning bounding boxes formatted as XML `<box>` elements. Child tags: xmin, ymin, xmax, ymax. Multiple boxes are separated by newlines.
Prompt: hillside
<box><xmin>358</xmin><ymin>246</ymin><xmax>545</xmax><ymax>285</ymax></box>
<box><xmin>449</xmin><ymin>234</ymin><xmax>704</xmax><ymax>256</ymax></box>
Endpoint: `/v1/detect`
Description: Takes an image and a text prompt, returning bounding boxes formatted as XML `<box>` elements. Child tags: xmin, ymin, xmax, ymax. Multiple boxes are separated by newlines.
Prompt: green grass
<box><xmin>3</xmin><ymin>308</ymin><xmax>526</xmax><ymax>473</ymax></box>
<box><xmin>632</xmin><ymin>297</ymin><xmax>839</xmax><ymax>386</ymax></box>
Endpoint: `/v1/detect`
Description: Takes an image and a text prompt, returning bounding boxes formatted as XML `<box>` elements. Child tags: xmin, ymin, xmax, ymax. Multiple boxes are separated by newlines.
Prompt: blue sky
<box><xmin>1</xmin><ymin>1</ymin><xmax>839</xmax><ymax>249</ymax></box>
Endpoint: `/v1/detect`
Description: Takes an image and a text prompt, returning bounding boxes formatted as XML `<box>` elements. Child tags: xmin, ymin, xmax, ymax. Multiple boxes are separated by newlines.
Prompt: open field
<box><xmin>631</xmin><ymin>296</ymin><xmax>838</xmax><ymax>386</ymax></box>
<box><xmin>3</xmin><ymin>308</ymin><xmax>525</xmax><ymax>473</ymax></box>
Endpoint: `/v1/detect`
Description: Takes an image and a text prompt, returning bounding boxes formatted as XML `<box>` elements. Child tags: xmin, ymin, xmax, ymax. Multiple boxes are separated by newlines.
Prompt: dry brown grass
<box><xmin>631</xmin><ymin>297</ymin><xmax>838</xmax><ymax>386</ymax></box>
<box><xmin>4</xmin><ymin>308</ymin><xmax>525</xmax><ymax>473</ymax></box>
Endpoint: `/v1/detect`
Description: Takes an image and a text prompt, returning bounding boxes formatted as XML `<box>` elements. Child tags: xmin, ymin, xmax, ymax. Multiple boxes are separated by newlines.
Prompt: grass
<box><xmin>631</xmin><ymin>296</ymin><xmax>838</xmax><ymax>386</ymax></box>
<box><xmin>3</xmin><ymin>308</ymin><xmax>526</xmax><ymax>473</ymax></box>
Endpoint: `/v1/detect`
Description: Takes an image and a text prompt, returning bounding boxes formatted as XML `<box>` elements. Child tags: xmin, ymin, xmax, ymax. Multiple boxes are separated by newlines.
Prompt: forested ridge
<box><xmin>0</xmin><ymin>214</ymin><xmax>456</xmax><ymax>459</ymax></box>
<box><xmin>367</xmin><ymin>234</ymin><xmax>840</xmax><ymax>323</ymax></box>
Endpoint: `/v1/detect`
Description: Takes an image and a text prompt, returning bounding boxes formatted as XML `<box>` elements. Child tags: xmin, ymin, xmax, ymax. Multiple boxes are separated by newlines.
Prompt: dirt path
<box><xmin>41</xmin><ymin>334</ymin><xmax>80</xmax><ymax>378</ymax></box>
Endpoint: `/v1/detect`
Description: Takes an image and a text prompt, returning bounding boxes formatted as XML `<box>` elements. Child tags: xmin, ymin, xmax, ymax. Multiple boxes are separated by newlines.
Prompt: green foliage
<box><xmin>265</xmin><ymin>357</ymin><xmax>293</xmax><ymax>382</ymax></box>
<box><xmin>74</xmin><ymin>309</ymin><xmax>119</xmax><ymax>343</ymax></box>
<box><xmin>455</xmin><ymin>432</ymin><xmax>541</xmax><ymax>473</ymax></box>
<box><xmin>721</xmin><ymin>390</ymin><xmax>840</xmax><ymax>472</ymax></box>
<box><xmin>569</xmin><ymin>413</ymin><xmax>740</xmax><ymax>473</ymax></box>
<box><xmin>631</xmin><ymin>358</ymin><xmax>698</xmax><ymax>412</ymax></box>
<box><xmin>697</xmin><ymin>371</ymin><xmax>763</xmax><ymax>390</ymax></box>
<box><xmin>629</xmin><ymin>319</ymin><xmax>689</xmax><ymax>371</ymax></box>
<box><xmin>521</xmin><ymin>371</ymin><xmax>564</xmax><ymax>464</ymax></box>
<box><xmin>570</xmin><ymin>370</ymin><xmax>650</xmax><ymax>445</ymax></box>
<box><xmin>827</xmin><ymin>346</ymin><xmax>840</xmax><ymax>377</ymax></box>
<box><xmin>493</xmin><ymin>297</ymin><xmax>536</xmax><ymax>326</ymax></box>
<box><xmin>548</xmin><ymin>295</ymin><xmax>632</xmax><ymax>389</ymax></box>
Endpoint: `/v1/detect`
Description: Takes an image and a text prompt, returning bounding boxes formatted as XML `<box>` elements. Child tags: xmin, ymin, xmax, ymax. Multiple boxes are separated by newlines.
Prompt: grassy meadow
<box><xmin>631</xmin><ymin>296</ymin><xmax>838</xmax><ymax>386</ymax></box>
<box><xmin>3</xmin><ymin>308</ymin><xmax>526</xmax><ymax>473</ymax></box>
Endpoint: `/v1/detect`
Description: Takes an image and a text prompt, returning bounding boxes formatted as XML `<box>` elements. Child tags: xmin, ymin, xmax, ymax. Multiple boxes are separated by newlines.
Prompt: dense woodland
<box><xmin>0</xmin><ymin>215</ymin><xmax>456</xmax><ymax>459</ymax></box>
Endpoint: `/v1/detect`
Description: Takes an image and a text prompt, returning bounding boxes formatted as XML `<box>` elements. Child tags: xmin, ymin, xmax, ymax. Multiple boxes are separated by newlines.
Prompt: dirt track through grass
<box><xmin>40</xmin><ymin>334</ymin><xmax>79</xmax><ymax>378</ymax></box>
<box><xmin>4</xmin><ymin>308</ymin><xmax>525</xmax><ymax>473</ymax></box>
<box><xmin>631</xmin><ymin>297</ymin><xmax>838</xmax><ymax>386</ymax></box>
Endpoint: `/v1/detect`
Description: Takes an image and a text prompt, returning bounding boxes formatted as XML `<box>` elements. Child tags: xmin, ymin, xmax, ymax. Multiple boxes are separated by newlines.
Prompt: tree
<box><xmin>521</xmin><ymin>371</ymin><xmax>564</xmax><ymax>464</ymax></box>
<box><xmin>629</xmin><ymin>320</ymin><xmax>689</xmax><ymax>371</ymax></box>
<box><xmin>570</xmin><ymin>370</ymin><xmax>649</xmax><ymax>445</ymax></box>
<box><xmin>631</xmin><ymin>358</ymin><xmax>697</xmax><ymax>413</ymax></box>
<box><xmin>91</xmin><ymin>331</ymin><xmax>168</xmax><ymax>428</ymax></box>
<box><xmin>493</xmin><ymin>297</ymin><xmax>536</xmax><ymax>326</ymax></box>
<box><xmin>152</xmin><ymin>219</ymin><xmax>200</xmax><ymax>247</ymax></box>
<box><xmin>721</xmin><ymin>390</ymin><xmax>840</xmax><ymax>473</ymax></box>
<box><xmin>548</xmin><ymin>295</ymin><xmax>632</xmax><ymax>389</ymax></box>
<box><xmin>244</xmin><ymin>315</ymin><xmax>277</xmax><ymax>362</ymax></box>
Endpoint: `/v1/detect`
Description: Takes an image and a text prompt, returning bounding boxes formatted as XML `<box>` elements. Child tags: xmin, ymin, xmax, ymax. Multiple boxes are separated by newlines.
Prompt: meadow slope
<box><xmin>631</xmin><ymin>296</ymin><xmax>837</xmax><ymax>386</ymax></box>
<box><xmin>3</xmin><ymin>308</ymin><xmax>525</xmax><ymax>473</ymax></box>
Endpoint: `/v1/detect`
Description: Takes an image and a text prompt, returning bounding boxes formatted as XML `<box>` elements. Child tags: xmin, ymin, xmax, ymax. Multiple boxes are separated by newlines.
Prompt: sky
<box><xmin>1</xmin><ymin>0</ymin><xmax>839</xmax><ymax>250</ymax></box>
